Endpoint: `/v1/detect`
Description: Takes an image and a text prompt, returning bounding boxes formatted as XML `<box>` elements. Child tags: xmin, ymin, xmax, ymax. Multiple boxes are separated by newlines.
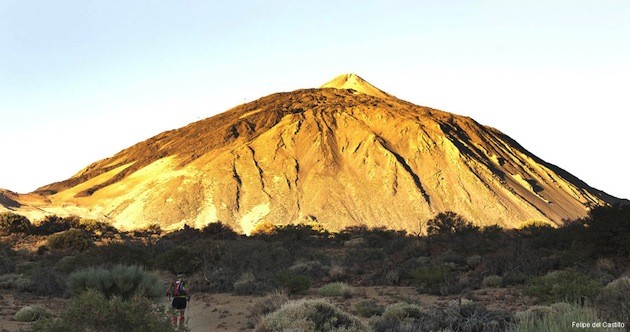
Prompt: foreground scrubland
<box><xmin>0</xmin><ymin>205</ymin><xmax>628</xmax><ymax>331</ymax></box>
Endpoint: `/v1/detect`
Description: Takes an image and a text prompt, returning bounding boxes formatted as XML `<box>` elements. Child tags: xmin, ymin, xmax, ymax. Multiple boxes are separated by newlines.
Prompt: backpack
<box><xmin>173</xmin><ymin>280</ymin><xmax>187</xmax><ymax>296</ymax></box>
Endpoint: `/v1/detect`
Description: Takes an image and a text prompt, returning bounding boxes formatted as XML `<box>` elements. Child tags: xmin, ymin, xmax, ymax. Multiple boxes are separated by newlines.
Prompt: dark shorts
<box><xmin>172</xmin><ymin>297</ymin><xmax>187</xmax><ymax>310</ymax></box>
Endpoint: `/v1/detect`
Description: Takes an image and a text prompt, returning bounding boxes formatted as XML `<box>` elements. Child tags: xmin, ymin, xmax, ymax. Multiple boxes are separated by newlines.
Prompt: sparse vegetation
<box><xmin>355</xmin><ymin>300</ymin><xmax>384</xmax><ymax>318</ymax></box>
<box><xmin>29</xmin><ymin>289</ymin><xmax>177</xmax><ymax>332</ymax></box>
<box><xmin>594</xmin><ymin>276</ymin><xmax>630</xmax><ymax>324</ymax></box>
<box><xmin>276</xmin><ymin>272</ymin><xmax>311</xmax><ymax>295</ymax></box>
<box><xmin>0</xmin><ymin>206</ymin><xmax>627</xmax><ymax>330</ymax></box>
<box><xmin>510</xmin><ymin>303</ymin><xmax>609</xmax><ymax>332</ymax></box>
<box><xmin>46</xmin><ymin>228</ymin><xmax>94</xmax><ymax>253</ymax></box>
<box><xmin>14</xmin><ymin>305</ymin><xmax>51</xmax><ymax>322</ymax></box>
<box><xmin>66</xmin><ymin>264</ymin><xmax>163</xmax><ymax>299</ymax></box>
<box><xmin>318</xmin><ymin>282</ymin><xmax>354</xmax><ymax>298</ymax></box>
<box><xmin>247</xmin><ymin>291</ymin><xmax>289</xmax><ymax>328</ymax></box>
<box><xmin>255</xmin><ymin>299</ymin><xmax>368</xmax><ymax>332</ymax></box>
<box><xmin>525</xmin><ymin>269</ymin><xmax>602</xmax><ymax>304</ymax></box>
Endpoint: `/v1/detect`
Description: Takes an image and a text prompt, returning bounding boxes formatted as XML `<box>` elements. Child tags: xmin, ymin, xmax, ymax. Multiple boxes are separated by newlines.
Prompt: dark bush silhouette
<box><xmin>201</xmin><ymin>221</ymin><xmax>238</xmax><ymax>240</ymax></box>
<box><xmin>34</xmin><ymin>215</ymin><xmax>81</xmax><ymax>235</ymax></box>
<box><xmin>426</xmin><ymin>211</ymin><xmax>479</xmax><ymax>237</ymax></box>
<box><xmin>0</xmin><ymin>212</ymin><xmax>33</xmax><ymax>235</ymax></box>
<box><xmin>579</xmin><ymin>204</ymin><xmax>630</xmax><ymax>257</ymax></box>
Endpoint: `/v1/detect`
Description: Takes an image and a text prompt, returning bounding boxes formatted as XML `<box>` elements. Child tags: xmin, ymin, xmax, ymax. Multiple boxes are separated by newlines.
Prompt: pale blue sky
<box><xmin>1</xmin><ymin>1</ymin><xmax>629</xmax><ymax>199</ymax></box>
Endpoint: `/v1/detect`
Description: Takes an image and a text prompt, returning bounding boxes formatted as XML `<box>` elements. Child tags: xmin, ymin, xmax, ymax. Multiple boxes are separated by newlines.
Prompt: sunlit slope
<box><xmin>17</xmin><ymin>76</ymin><xmax>620</xmax><ymax>233</ymax></box>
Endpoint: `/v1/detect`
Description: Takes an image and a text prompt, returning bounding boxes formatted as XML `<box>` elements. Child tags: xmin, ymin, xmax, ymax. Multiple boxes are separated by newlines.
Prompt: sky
<box><xmin>1</xmin><ymin>1</ymin><xmax>629</xmax><ymax>199</ymax></box>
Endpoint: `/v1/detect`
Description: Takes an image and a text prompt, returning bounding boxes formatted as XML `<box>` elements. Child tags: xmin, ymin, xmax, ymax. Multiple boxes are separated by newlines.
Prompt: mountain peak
<box><xmin>321</xmin><ymin>73</ymin><xmax>390</xmax><ymax>99</ymax></box>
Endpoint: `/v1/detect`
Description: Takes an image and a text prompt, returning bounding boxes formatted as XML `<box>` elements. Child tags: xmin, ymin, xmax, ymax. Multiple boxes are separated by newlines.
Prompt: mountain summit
<box><xmin>1</xmin><ymin>74</ymin><xmax>623</xmax><ymax>233</ymax></box>
<box><xmin>321</xmin><ymin>73</ymin><xmax>390</xmax><ymax>99</ymax></box>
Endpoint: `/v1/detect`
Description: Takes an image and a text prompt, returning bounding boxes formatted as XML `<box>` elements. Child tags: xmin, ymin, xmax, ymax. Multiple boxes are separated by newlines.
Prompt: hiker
<box><xmin>166</xmin><ymin>273</ymin><xmax>190</xmax><ymax>329</ymax></box>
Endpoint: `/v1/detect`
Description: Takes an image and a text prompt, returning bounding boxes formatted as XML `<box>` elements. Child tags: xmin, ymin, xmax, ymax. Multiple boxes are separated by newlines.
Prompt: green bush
<box><xmin>318</xmin><ymin>282</ymin><xmax>354</xmax><ymax>298</ymax></box>
<box><xmin>14</xmin><ymin>305</ymin><xmax>51</xmax><ymax>322</ymax></box>
<box><xmin>594</xmin><ymin>277</ymin><xmax>630</xmax><ymax>324</ymax></box>
<box><xmin>381</xmin><ymin>302</ymin><xmax>425</xmax><ymax>320</ymax></box>
<box><xmin>247</xmin><ymin>291</ymin><xmax>289</xmax><ymax>328</ymax></box>
<box><xmin>409</xmin><ymin>264</ymin><xmax>453</xmax><ymax>286</ymax></box>
<box><xmin>29</xmin><ymin>289</ymin><xmax>178</xmax><ymax>332</ymax></box>
<box><xmin>0</xmin><ymin>212</ymin><xmax>33</xmax><ymax>235</ymax></box>
<box><xmin>482</xmin><ymin>275</ymin><xmax>503</xmax><ymax>288</ymax></box>
<box><xmin>255</xmin><ymin>299</ymin><xmax>368</xmax><ymax>332</ymax></box>
<box><xmin>276</xmin><ymin>272</ymin><xmax>311</xmax><ymax>295</ymax></box>
<box><xmin>510</xmin><ymin>303</ymin><xmax>610</xmax><ymax>332</ymax></box>
<box><xmin>355</xmin><ymin>300</ymin><xmax>384</xmax><ymax>318</ymax></box>
<box><xmin>46</xmin><ymin>228</ymin><xmax>94</xmax><ymax>253</ymax></box>
<box><xmin>525</xmin><ymin>270</ymin><xmax>602</xmax><ymax>303</ymax></box>
<box><xmin>67</xmin><ymin>264</ymin><xmax>163</xmax><ymax>299</ymax></box>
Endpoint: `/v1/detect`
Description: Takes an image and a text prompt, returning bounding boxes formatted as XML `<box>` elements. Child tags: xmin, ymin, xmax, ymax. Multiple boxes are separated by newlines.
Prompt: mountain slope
<box><xmin>4</xmin><ymin>75</ymin><xmax>622</xmax><ymax>233</ymax></box>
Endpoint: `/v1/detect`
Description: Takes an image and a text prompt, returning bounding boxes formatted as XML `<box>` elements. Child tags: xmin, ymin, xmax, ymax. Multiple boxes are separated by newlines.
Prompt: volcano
<box><xmin>2</xmin><ymin>74</ymin><xmax>623</xmax><ymax>233</ymax></box>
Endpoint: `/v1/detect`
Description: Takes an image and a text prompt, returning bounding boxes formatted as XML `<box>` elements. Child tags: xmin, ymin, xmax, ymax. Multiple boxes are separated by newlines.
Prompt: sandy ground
<box><xmin>1</xmin><ymin>286</ymin><xmax>532</xmax><ymax>332</ymax></box>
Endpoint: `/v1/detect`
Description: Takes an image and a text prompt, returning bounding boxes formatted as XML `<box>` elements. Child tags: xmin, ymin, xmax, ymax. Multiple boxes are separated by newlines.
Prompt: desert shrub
<box><xmin>196</xmin><ymin>267</ymin><xmax>235</xmax><ymax>293</ymax></box>
<box><xmin>409</xmin><ymin>264</ymin><xmax>453</xmax><ymax>286</ymax></box>
<box><xmin>247</xmin><ymin>291</ymin><xmax>289</xmax><ymax>328</ymax></box>
<box><xmin>154</xmin><ymin>245</ymin><xmax>203</xmax><ymax>274</ymax></box>
<box><xmin>343</xmin><ymin>237</ymin><xmax>365</xmax><ymax>248</ymax></box>
<box><xmin>288</xmin><ymin>260</ymin><xmax>328</xmax><ymax>278</ymax></box>
<box><xmin>255</xmin><ymin>299</ymin><xmax>367</xmax><ymax>332</ymax></box>
<box><xmin>196</xmin><ymin>240</ymin><xmax>293</xmax><ymax>291</ymax></box>
<box><xmin>525</xmin><ymin>269</ymin><xmax>602</xmax><ymax>304</ymax></box>
<box><xmin>482</xmin><ymin>275</ymin><xmax>503</xmax><ymax>288</ymax></box>
<box><xmin>511</xmin><ymin>302</ymin><xmax>608</xmax><ymax>332</ymax></box>
<box><xmin>46</xmin><ymin>228</ymin><xmax>94</xmax><ymax>253</ymax></box>
<box><xmin>233</xmin><ymin>271</ymin><xmax>272</xmax><ymax>295</ymax></box>
<box><xmin>67</xmin><ymin>264</ymin><xmax>163</xmax><ymax>299</ymax></box>
<box><xmin>276</xmin><ymin>272</ymin><xmax>311</xmax><ymax>295</ymax></box>
<box><xmin>436</xmin><ymin>300</ymin><xmax>513</xmax><ymax>332</ymax></box>
<box><xmin>369</xmin><ymin>302</ymin><xmax>428</xmax><ymax>332</ymax></box>
<box><xmin>426</xmin><ymin>211</ymin><xmax>479</xmax><ymax>237</ymax></box>
<box><xmin>355</xmin><ymin>300</ymin><xmax>384</xmax><ymax>318</ymax></box>
<box><xmin>595</xmin><ymin>257</ymin><xmax>616</xmax><ymax>274</ymax></box>
<box><xmin>371</xmin><ymin>300</ymin><xmax>512</xmax><ymax>332</ymax></box>
<box><xmin>86</xmin><ymin>242</ymin><xmax>153</xmax><ymax>268</ymax></box>
<box><xmin>328</xmin><ymin>264</ymin><xmax>346</xmax><ymax>281</ymax></box>
<box><xmin>29</xmin><ymin>264</ymin><xmax>65</xmax><ymax>296</ymax></box>
<box><xmin>594</xmin><ymin>276</ymin><xmax>630</xmax><ymax>324</ymax></box>
<box><xmin>80</xmin><ymin>219</ymin><xmax>118</xmax><ymax>237</ymax></box>
<box><xmin>34</xmin><ymin>215</ymin><xmax>80</xmax><ymax>235</ymax></box>
<box><xmin>29</xmin><ymin>288</ymin><xmax>177</xmax><ymax>332</ymax></box>
<box><xmin>0</xmin><ymin>212</ymin><xmax>33</xmax><ymax>235</ymax></box>
<box><xmin>579</xmin><ymin>204</ymin><xmax>630</xmax><ymax>257</ymax></box>
<box><xmin>466</xmin><ymin>255</ymin><xmax>482</xmax><ymax>269</ymax></box>
<box><xmin>385</xmin><ymin>270</ymin><xmax>400</xmax><ymax>285</ymax></box>
<box><xmin>318</xmin><ymin>282</ymin><xmax>354</xmax><ymax>298</ymax></box>
<box><xmin>14</xmin><ymin>305</ymin><xmax>51</xmax><ymax>322</ymax></box>
<box><xmin>250</xmin><ymin>221</ymin><xmax>277</xmax><ymax>236</ymax></box>
<box><xmin>0</xmin><ymin>242</ymin><xmax>16</xmax><ymax>273</ymax></box>
<box><xmin>382</xmin><ymin>302</ymin><xmax>425</xmax><ymax>320</ymax></box>
<box><xmin>0</xmin><ymin>273</ymin><xmax>31</xmax><ymax>291</ymax></box>
<box><xmin>263</xmin><ymin>224</ymin><xmax>327</xmax><ymax>244</ymax></box>
<box><xmin>201</xmin><ymin>221</ymin><xmax>238</xmax><ymax>240</ymax></box>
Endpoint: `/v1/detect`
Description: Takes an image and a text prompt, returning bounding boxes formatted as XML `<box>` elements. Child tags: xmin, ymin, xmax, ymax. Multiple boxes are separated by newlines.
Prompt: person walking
<box><xmin>166</xmin><ymin>273</ymin><xmax>190</xmax><ymax>329</ymax></box>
